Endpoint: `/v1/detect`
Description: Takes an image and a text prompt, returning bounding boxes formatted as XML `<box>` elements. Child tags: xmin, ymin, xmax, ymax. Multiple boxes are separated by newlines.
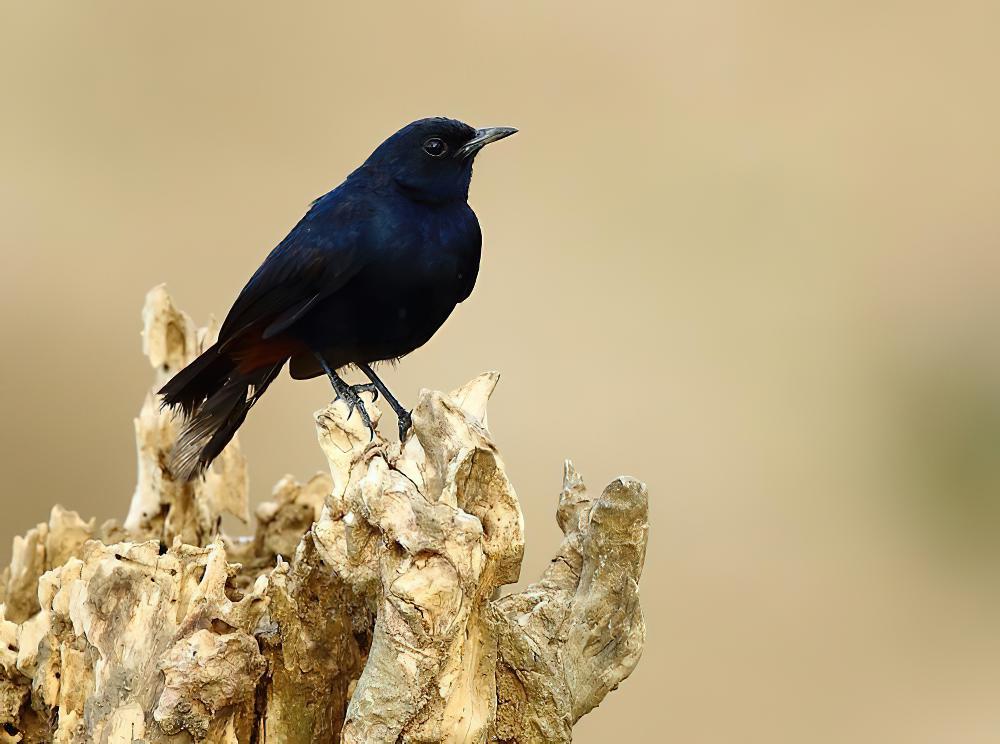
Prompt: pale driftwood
<box><xmin>0</xmin><ymin>287</ymin><xmax>648</xmax><ymax>743</ymax></box>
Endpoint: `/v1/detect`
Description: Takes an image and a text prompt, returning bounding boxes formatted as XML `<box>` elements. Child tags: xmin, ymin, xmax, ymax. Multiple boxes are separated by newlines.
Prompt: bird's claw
<box><xmin>332</xmin><ymin>384</ymin><xmax>375</xmax><ymax>438</ymax></box>
<box><xmin>334</xmin><ymin>383</ymin><xmax>379</xmax><ymax>404</ymax></box>
<box><xmin>398</xmin><ymin>410</ymin><xmax>413</xmax><ymax>441</ymax></box>
<box><xmin>351</xmin><ymin>383</ymin><xmax>379</xmax><ymax>402</ymax></box>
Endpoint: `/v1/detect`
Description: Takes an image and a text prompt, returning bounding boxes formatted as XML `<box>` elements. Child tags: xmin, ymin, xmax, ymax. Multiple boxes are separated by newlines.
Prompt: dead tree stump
<box><xmin>0</xmin><ymin>287</ymin><xmax>648</xmax><ymax>743</ymax></box>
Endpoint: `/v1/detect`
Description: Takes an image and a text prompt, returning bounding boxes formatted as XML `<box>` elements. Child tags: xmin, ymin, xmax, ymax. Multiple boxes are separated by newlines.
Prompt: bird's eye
<box><xmin>422</xmin><ymin>137</ymin><xmax>448</xmax><ymax>158</ymax></box>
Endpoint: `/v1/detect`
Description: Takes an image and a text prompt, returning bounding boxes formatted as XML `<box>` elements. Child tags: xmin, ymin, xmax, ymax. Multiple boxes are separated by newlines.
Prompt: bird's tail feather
<box><xmin>159</xmin><ymin>345</ymin><xmax>282</xmax><ymax>481</ymax></box>
<box><xmin>158</xmin><ymin>343</ymin><xmax>235</xmax><ymax>416</ymax></box>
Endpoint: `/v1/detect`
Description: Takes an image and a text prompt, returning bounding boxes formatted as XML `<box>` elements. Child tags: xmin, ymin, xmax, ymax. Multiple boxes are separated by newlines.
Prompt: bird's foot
<box><xmin>348</xmin><ymin>383</ymin><xmax>379</xmax><ymax>402</ymax></box>
<box><xmin>333</xmin><ymin>384</ymin><xmax>375</xmax><ymax>438</ymax></box>
<box><xmin>397</xmin><ymin>409</ymin><xmax>412</xmax><ymax>441</ymax></box>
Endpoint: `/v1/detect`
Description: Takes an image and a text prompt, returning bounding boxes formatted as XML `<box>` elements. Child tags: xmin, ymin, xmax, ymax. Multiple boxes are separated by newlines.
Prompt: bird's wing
<box><xmin>218</xmin><ymin>197</ymin><xmax>371</xmax><ymax>350</ymax></box>
<box><xmin>261</xmin><ymin>293</ymin><xmax>323</xmax><ymax>340</ymax></box>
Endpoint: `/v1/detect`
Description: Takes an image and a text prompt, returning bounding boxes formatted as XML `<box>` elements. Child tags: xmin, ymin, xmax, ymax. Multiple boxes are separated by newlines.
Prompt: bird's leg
<box><xmin>314</xmin><ymin>354</ymin><xmax>374</xmax><ymax>437</ymax></box>
<box><xmin>358</xmin><ymin>363</ymin><xmax>412</xmax><ymax>440</ymax></box>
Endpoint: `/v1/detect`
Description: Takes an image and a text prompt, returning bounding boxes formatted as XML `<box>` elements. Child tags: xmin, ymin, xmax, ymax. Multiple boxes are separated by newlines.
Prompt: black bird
<box><xmin>159</xmin><ymin>117</ymin><xmax>516</xmax><ymax>480</ymax></box>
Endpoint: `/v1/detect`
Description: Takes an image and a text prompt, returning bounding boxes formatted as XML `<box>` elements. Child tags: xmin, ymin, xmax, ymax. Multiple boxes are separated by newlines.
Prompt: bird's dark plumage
<box><xmin>159</xmin><ymin>117</ymin><xmax>516</xmax><ymax>480</ymax></box>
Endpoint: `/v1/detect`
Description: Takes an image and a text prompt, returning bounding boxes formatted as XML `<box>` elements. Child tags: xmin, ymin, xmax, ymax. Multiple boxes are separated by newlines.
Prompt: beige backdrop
<box><xmin>2</xmin><ymin>2</ymin><xmax>1000</xmax><ymax>742</ymax></box>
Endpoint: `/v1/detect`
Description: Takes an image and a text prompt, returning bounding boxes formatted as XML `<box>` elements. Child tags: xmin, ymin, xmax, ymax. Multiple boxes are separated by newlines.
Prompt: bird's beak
<box><xmin>456</xmin><ymin>126</ymin><xmax>518</xmax><ymax>159</ymax></box>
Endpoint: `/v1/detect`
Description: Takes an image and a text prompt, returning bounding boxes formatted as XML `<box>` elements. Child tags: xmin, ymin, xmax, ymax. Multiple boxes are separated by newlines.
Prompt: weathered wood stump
<box><xmin>0</xmin><ymin>287</ymin><xmax>648</xmax><ymax>743</ymax></box>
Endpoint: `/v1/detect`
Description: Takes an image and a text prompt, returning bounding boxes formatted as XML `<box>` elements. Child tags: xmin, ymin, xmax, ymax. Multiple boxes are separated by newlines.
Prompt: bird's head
<box><xmin>360</xmin><ymin>117</ymin><xmax>517</xmax><ymax>204</ymax></box>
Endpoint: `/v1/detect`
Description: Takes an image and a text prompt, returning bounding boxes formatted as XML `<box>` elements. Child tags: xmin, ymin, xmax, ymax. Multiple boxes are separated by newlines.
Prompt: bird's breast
<box><xmin>373</xmin><ymin>200</ymin><xmax>481</xmax><ymax>291</ymax></box>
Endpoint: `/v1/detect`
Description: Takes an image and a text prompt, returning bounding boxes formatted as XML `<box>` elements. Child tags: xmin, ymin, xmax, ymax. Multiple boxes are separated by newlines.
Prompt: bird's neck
<box><xmin>351</xmin><ymin>164</ymin><xmax>470</xmax><ymax>207</ymax></box>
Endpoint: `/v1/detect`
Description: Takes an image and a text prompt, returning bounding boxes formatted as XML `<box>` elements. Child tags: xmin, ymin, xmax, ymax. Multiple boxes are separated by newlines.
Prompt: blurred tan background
<box><xmin>2</xmin><ymin>1</ymin><xmax>1000</xmax><ymax>741</ymax></box>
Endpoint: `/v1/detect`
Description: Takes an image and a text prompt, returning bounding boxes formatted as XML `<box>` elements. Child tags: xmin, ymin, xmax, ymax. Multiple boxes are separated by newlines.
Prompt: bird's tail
<box><xmin>158</xmin><ymin>344</ymin><xmax>282</xmax><ymax>481</ymax></box>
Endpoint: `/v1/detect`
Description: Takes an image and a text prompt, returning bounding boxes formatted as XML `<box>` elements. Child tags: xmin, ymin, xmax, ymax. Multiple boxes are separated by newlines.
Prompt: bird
<box><xmin>158</xmin><ymin>117</ymin><xmax>516</xmax><ymax>481</ymax></box>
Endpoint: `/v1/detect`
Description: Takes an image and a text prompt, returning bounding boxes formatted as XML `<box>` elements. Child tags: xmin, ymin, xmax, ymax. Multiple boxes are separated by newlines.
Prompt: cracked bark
<box><xmin>0</xmin><ymin>286</ymin><xmax>648</xmax><ymax>743</ymax></box>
